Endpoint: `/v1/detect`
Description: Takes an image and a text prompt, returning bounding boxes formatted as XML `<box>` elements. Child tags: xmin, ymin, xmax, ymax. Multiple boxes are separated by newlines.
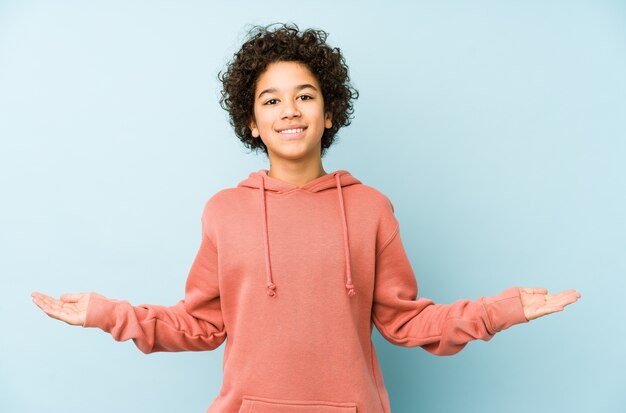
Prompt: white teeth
<box><xmin>280</xmin><ymin>128</ymin><xmax>304</xmax><ymax>134</ymax></box>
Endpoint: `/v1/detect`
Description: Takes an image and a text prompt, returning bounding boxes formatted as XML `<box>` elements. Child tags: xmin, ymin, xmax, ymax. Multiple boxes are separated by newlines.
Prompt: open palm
<box><xmin>31</xmin><ymin>291</ymin><xmax>92</xmax><ymax>326</ymax></box>
<box><xmin>518</xmin><ymin>287</ymin><xmax>581</xmax><ymax>321</ymax></box>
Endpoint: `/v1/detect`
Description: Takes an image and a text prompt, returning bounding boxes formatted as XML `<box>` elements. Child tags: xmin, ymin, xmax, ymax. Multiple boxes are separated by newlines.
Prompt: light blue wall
<box><xmin>1</xmin><ymin>1</ymin><xmax>624</xmax><ymax>412</ymax></box>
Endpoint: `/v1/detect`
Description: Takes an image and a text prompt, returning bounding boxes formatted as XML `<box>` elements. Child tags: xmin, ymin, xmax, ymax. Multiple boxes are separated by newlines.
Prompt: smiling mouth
<box><xmin>278</xmin><ymin>127</ymin><xmax>306</xmax><ymax>135</ymax></box>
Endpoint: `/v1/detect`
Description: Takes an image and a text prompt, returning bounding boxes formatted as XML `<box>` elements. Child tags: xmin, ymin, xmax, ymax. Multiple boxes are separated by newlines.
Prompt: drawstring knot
<box><xmin>258</xmin><ymin>170</ymin><xmax>356</xmax><ymax>299</ymax></box>
<box><xmin>266</xmin><ymin>282</ymin><xmax>277</xmax><ymax>297</ymax></box>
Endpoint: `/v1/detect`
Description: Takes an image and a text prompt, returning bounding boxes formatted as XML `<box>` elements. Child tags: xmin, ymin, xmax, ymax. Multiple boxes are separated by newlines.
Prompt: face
<box><xmin>249</xmin><ymin>61</ymin><xmax>332</xmax><ymax>163</ymax></box>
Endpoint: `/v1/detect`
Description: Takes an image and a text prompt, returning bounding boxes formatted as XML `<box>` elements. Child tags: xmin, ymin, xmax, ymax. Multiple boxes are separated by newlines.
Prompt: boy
<box><xmin>32</xmin><ymin>23</ymin><xmax>581</xmax><ymax>412</ymax></box>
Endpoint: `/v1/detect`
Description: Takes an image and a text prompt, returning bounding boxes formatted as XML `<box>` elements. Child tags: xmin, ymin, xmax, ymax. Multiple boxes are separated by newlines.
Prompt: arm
<box><xmin>371</xmin><ymin>213</ymin><xmax>581</xmax><ymax>356</ymax></box>
<box><xmin>371</xmin><ymin>216</ymin><xmax>528</xmax><ymax>356</ymax></box>
<box><xmin>32</xmin><ymin>202</ymin><xmax>227</xmax><ymax>354</ymax></box>
<box><xmin>81</xmin><ymin>227</ymin><xmax>226</xmax><ymax>354</ymax></box>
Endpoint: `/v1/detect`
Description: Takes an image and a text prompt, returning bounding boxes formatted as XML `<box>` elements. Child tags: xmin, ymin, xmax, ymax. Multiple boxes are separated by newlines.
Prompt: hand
<box><xmin>518</xmin><ymin>287</ymin><xmax>581</xmax><ymax>321</ymax></box>
<box><xmin>31</xmin><ymin>291</ymin><xmax>92</xmax><ymax>326</ymax></box>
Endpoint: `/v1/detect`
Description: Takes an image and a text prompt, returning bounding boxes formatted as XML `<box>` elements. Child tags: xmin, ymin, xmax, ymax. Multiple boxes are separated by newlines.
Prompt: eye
<box><xmin>263</xmin><ymin>98</ymin><xmax>278</xmax><ymax>105</ymax></box>
<box><xmin>297</xmin><ymin>95</ymin><xmax>313</xmax><ymax>101</ymax></box>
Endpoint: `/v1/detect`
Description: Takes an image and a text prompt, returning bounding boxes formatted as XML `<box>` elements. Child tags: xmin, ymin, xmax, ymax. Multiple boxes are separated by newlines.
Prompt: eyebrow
<box><xmin>257</xmin><ymin>83</ymin><xmax>318</xmax><ymax>99</ymax></box>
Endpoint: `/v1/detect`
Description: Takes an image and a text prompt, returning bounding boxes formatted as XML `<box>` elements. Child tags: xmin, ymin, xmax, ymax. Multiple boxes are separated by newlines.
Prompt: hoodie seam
<box><xmin>480</xmin><ymin>298</ymin><xmax>497</xmax><ymax>335</ymax></box>
<box><xmin>201</xmin><ymin>213</ymin><xmax>219</xmax><ymax>252</ymax></box>
<box><xmin>376</xmin><ymin>223</ymin><xmax>399</xmax><ymax>259</ymax></box>
<box><xmin>237</xmin><ymin>170</ymin><xmax>359</xmax><ymax>195</ymax></box>
<box><xmin>307</xmin><ymin>174</ymin><xmax>344</xmax><ymax>192</ymax></box>
<box><xmin>258</xmin><ymin>185</ymin><xmax>339</xmax><ymax>196</ymax></box>
<box><xmin>262</xmin><ymin>189</ymin><xmax>298</xmax><ymax>197</ymax></box>
<box><xmin>200</xmin><ymin>227</ymin><xmax>218</xmax><ymax>254</ymax></box>
<box><xmin>369</xmin><ymin>340</ymin><xmax>388</xmax><ymax>413</ymax></box>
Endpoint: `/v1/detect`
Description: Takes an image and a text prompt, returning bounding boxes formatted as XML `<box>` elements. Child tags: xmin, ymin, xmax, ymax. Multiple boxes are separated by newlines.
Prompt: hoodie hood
<box><xmin>237</xmin><ymin>169</ymin><xmax>362</xmax><ymax>299</ymax></box>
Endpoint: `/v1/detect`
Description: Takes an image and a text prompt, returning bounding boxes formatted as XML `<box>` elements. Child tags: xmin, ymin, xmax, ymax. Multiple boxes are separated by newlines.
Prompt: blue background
<box><xmin>1</xmin><ymin>1</ymin><xmax>624</xmax><ymax>412</ymax></box>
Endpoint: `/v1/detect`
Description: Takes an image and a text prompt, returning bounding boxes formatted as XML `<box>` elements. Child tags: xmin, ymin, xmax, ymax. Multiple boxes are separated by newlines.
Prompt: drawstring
<box><xmin>258</xmin><ymin>172</ymin><xmax>356</xmax><ymax>298</ymax></box>
<box><xmin>335</xmin><ymin>174</ymin><xmax>356</xmax><ymax>297</ymax></box>
<box><xmin>259</xmin><ymin>175</ymin><xmax>277</xmax><ymax>297</ymax></box>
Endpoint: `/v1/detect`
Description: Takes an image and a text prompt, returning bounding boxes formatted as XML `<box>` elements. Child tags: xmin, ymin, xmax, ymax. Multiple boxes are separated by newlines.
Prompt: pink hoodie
<box><xmin>83</xmin><ymin>169</ymin><xmax>529</xmax><ymax>412</ymax></box>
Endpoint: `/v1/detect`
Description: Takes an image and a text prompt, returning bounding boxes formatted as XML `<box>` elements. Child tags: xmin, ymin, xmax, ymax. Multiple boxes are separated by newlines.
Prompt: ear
<box><xmin>249</xmin><ymin>119</ymin><xmax>260</xmax><ymax>138</ymax></box>
<box><xmin>324</xmin><ymin>111</ymin><xmax>333</xmax><ymax>129</ymax></box>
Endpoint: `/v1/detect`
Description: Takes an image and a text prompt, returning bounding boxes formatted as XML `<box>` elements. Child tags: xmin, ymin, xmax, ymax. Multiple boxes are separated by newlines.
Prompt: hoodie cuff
<box><xmin>82</xmin><ymin>293</ymin><xmax>122</xmax><ymax>331</ymax></box>
<box><xmin>481</xmin><ymin>286</ymin><xmax>529</xmax><ymax>334</ymax></box>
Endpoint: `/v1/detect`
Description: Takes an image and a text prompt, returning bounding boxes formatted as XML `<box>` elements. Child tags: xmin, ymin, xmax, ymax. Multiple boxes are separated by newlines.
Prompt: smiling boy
<box><xmin>249</xmin><ymin>61</ymin><xmax>333</xmax><ymax>185</ymax></box>
<box><xmin>32</xmin><ymin>23</ymin><xmax>581</xmax><ymax>413</ymax></box>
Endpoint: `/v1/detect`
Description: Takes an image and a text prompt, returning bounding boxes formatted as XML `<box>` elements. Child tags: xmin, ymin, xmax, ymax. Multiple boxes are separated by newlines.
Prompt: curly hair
<box><xmin>218</xmin><ymin>22</ymin><xmax>359</xmax><ymax>158</ymax></box>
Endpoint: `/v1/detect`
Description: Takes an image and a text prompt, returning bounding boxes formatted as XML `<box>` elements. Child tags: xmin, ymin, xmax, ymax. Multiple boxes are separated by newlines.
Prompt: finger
<box><xmin>33</xmin><ymin>294</ymin><xmax>73</xmax><ymax>317</ymax></box>
<box><xmin>520</xmin><ymin>287</ymin><xmax>548</xmax><ymax>295</ymax></box>
<box><xmin>32</xmin><ymin>293</ymin><xmax>59</xmax><ymax>312</ymax></box>
<box><xmin>32</xmin><ymin>293</ymin><xmax>59</xmax><ymax>309</ymax></box>
<box><xmin>554</xmin><ymin>289</ymin><xmax>581</xmax><ymax>298</ymax></box>
<box><xmin>32</xmin><ymin>295</ymin><xmax>63</xmax><ymax>320</ymax></box>
<box><xmin>33</xmin><ymin>295</ymin><xmax>78</xmax><ymax>324</ymax></box>
<box><xmin>551</xmin><ymin>292</ymin><xmax>581</xmax><ymax>307</ymax></box>
<box><xmin>547</xmin><ymin>290</ymin><xmax>580</xmax><ymax>302</ymax></box>
<box><xmin>31</xmin><ymin>292</ymin><xmax>55</xmax><ymax>301</ymax></box>
<box><xmin>567</xmin><ymin>290</ymin><xmax>582</xmax><ymax>299</ymax></box>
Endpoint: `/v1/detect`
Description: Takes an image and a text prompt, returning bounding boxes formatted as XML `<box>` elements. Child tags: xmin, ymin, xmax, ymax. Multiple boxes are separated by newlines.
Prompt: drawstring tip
<box><xmin>346</xmin><ymin>283</ymin><xmax>356</xmax><ymax>297</ymax></box>
<box><xmin>266</xmin><ymin>282</ymin><xmax>277</xmax><ymax>297</ymax></box>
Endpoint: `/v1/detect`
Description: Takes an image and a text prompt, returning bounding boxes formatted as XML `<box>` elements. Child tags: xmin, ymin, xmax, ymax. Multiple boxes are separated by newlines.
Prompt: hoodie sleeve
<box><xmin>81</xmin><ymin>205</ymin><xmax>226</xmax><ymax>354</ymax></box>
<box><xmin>371</xmin><ymin>201</ymin><xmax>528</xmax><ymax>356</ymax></box>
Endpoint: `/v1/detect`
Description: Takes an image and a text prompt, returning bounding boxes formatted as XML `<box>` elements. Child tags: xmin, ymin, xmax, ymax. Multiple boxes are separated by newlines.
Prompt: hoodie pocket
<box><xmin>238</xmin><ymin>395</ymin><xmax>357</xmax><ymax>413</ymax></box>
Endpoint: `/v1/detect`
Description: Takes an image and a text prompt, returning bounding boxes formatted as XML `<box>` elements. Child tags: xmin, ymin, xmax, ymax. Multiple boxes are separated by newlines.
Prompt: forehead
<box><xmin>255</xmin><ymin>61</ymin><xmax>320</xmax><ymax>92</ymax></box>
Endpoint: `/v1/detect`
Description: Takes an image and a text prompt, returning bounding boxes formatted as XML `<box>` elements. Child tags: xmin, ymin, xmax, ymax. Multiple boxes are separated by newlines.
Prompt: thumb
<box><xmin>520</xmin><ymin>287</ymin><xmax>548</xmax><ymax>295</ymax></box>
<box><xmin>60</xmin><ymin>293</ymin><xmax>83</xmax><ymax>303</ymax></box>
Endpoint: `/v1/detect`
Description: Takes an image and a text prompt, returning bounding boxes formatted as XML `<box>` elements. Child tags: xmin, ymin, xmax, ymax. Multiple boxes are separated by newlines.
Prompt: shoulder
<box><xmin>201</xmin><ymin>187</ymin><xmax>247</xmax><ymax>213</ymax></box>
<box><xmin>199</xmin><ymin>188</ymin><xmax>247</xmax><ymax>240</ymax></box>
<box><xmin>204</xmin><ymin>188</ymin><xmax>237</xmax><ymax>203</ymax></box>
<box><xmin>347</xmin><ymin>184</ymin><xmax>400</xmax><ymax>255</ymax></box>
<box><xmin>198</xmin><ymin>188</ymin><xmax>237</xmax><ymax>225</ymax></box>
<box><xmin>346</xmin><ymin>183</ymin><xmax>399</xmax><ymax>243</ymax></box>
<box><xmin>348</xmin><ymin>183</ymin><xmax>396</xmax><ymax>213</ymax></box>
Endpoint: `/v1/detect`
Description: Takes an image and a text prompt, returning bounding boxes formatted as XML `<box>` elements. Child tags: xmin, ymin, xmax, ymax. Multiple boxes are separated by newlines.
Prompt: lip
<box><xmin>276</xmin><ymin>125</ymin><xmax>307</xmax><ymax>140</ymax></box>
<box><xmin>276</xmin><ymin>124</ymin><xmax>307</xmax><ymax>132</ymax></box>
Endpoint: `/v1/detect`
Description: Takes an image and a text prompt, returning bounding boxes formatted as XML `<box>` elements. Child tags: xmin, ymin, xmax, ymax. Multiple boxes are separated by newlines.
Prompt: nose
<box><xmin>281</xmin><ymin>100</ymin><xmax>301</xmax><ymax>119</ymax></box>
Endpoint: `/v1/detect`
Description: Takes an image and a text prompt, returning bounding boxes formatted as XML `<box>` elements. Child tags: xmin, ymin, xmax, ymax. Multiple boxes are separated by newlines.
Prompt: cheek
<box><xmin>259</xmin><ymin>117</ymin><xmax>274</xmax><ymax>132</ymax></box>
<box><xmin>253</xmin><ymin>111</ymin><xmax>271</xmax><ymax>130</ymax></box>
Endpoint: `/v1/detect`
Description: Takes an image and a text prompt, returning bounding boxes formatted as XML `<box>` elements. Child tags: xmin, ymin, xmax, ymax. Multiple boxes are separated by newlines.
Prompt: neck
<box><xmin>267</xmin><ymin>161</ymin><xmax>327</xmax><ymax>187</ymax></box>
